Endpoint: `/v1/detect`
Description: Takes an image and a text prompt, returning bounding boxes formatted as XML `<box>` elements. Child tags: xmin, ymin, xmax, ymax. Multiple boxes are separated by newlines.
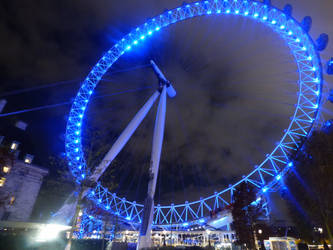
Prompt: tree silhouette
<box><xmin>285</xmin><ymin>129</ymin><xmax>333</xmax><ymax>245</ymax></box>
<box><xmin>232</xmin><ymin>182</ymin><xmax>263</xmax><ymax>249</ymax></box>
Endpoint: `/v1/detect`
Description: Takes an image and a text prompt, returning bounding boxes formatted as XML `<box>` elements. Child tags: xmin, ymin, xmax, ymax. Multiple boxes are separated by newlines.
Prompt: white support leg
<box><xmin>89</xmin><ymin>91</ymin><xmax>160</xmax><ymax>182</ymax></box>
<box><xmin>137</xmin><ymin>86</ymin><xmax>167</xmax><ymax>249</ymax></box>
<box><xmin>51</xmin><ymin>91</ymin><xmax>160</xmax><ymax>226</ymax></box>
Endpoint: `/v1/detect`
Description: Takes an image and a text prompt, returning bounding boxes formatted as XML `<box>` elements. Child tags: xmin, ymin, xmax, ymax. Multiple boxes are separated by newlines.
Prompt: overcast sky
<box><xmin>1</xmin><ymin>0</ymin><xmax>333</xmax><ymax>222</ymax></box>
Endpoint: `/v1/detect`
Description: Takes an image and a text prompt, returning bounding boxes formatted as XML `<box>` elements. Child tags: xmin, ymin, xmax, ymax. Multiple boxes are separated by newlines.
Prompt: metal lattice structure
<box><xmin>77</xmin><ymin>213</ymin><xmax>103</xmax><ymax>239</ymax></box>
<box><xmin>66</xmin><ymin>0</ymin><xmax>326</xmax><ymax>227</ymax></box>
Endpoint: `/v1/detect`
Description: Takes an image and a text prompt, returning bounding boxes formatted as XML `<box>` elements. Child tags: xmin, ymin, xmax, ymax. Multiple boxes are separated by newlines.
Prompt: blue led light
<box><xmin>98</xmin><ymin>199</ymin><xmax>102</xmax><ymax>203</ymax></box>
<box><xmin>183</xmin><ymin>222</ymin><xmax>189</xmax><ymax>227</ymax></box>
<box><xmin>288</xmin><ymin>162</ymin><xmax>293</xmax><ymax>167</ymax></box>
<box><xmin>65</xmin><ymin>0</ymin><xmax>323</xmax><ymax>226</ymax></box>
<box><xmin>91</xmin><ymin>191</ymin><xmax>95</xmax><ymax>195</ymax></box>
<box><xmin>81</xmin><ymin>174</ymin><xmax>85</xmax><ymax>179</ymax></box>
<box><xmin>126</xmin><ymin>216</ymin><xmax>131</xmax><ymax>220</ymax></box>
<box><xmin>199</xmin><ymin>219</ymin><xmax>205</xmax><ymax>223</ymax></box>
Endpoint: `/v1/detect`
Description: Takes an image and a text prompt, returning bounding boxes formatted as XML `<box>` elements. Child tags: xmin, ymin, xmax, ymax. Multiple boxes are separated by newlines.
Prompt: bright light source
<box><xmin>10</xmin><ymin>141</ymin><xmax>19</xmax><ymax>150</ymax></box>
<box><xmin>0</xmin><ymin>177</ymin><xmax>6</xmax><ymax>187</ymax></box>
<box><xmin>276</xmin><ymin>175</ymin><xmax>281</xmax><ymax>180</ymax></box>
<box><xmin>258</xmin><ymin>229</ymin><xmax>263</xmax><ymax>234</ymax></box>
<box><xmin>262</xmin><ymin>187</ymin><xmax>268</xmax><ymax>193</ymax></box>
<box><xmin>35</xmin><ymin>224</ymin><xmax>71</xmax><ymax>242</ymax></box>
<box><xmin>183</xmin><ymin>222</ymin><xmax>189</xmax><ymax>227</ymax></box>
<box><xmin>24</xmin><ymin>154</ymin><xmax>34</xmax><ymax>164</ymax></box>
<box><xmin>3</xmin><ymin>166</ymin><xmax>10</xmax><ymax>173</ymax></box>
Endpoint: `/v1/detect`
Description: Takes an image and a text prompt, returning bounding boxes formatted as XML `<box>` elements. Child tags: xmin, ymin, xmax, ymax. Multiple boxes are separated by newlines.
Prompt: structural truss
<box><xmin>66</xmin><ymin>0</ymin><xmax>325</xmax><ymax>226</ymax></box>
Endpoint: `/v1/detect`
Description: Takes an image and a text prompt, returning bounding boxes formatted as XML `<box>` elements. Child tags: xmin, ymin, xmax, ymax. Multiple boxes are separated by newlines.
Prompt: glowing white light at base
<box><xmin>35</xmin><ymin>224</ymin><xmax>71</xmax><ymax>242</ymax></box>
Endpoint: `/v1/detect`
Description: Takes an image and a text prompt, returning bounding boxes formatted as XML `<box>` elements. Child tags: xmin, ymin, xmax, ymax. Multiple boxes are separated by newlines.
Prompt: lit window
<box><xmin>3</xmin><ymin>166</ymin><xmax>10</xmax><ymax>173</ymax></box>
<box><xmin>24</xmin><ymin>154</ymin><xmax>34</xmax><ymax>164</ymax></box>
<box><xmin>0</xmin><ymin>177</ymin><xmax>6</xmax><ymax>187</ymax></box>
<box><xmin>9</xmin><ymin>196</ymin><xmax>15</xmax><ymax>205</ymax></box>
<box><xmin>10</xmin><ymin>141</ymin><xmax>19</xmax><ymax>150</ymax></box>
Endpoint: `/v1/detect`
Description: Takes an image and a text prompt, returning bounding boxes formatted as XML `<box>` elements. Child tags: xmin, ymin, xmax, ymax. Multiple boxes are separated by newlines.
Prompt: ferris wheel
<box><xmin>64</xmin><ymin>0</ymin><xmax>329</xmax><ymax>246</ymax></box>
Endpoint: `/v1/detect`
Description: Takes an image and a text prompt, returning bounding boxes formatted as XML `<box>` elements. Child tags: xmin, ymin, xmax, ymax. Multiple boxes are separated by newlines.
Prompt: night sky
<box><xmin>1</xmin><ymin>0</ymin><xmax>333</xmax><ymax>222</ymax></box>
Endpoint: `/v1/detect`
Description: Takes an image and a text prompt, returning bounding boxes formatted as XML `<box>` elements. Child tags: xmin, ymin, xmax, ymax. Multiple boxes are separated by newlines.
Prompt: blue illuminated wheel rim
<box><xmin>66</xmin><ymin>0</ymin><xmax>323</xmax><ymax>226</ymax></box>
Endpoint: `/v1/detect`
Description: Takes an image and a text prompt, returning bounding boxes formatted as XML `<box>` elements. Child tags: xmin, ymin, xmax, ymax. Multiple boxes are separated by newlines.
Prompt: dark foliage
<box><xmin>231</xmin><ymin>182</ymin><xmax>263</xmax><ymax>249</ymax></box>
<box><xmin>285</xmin><ymin>130</ymin><xmax>333</xmax><ymax>245</ymax></box>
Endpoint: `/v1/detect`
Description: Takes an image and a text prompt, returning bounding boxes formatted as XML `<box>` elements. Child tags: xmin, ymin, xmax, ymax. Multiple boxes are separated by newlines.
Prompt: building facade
<box><xmin>0</xmin><ymin>159</ymin><xmax>48</xmax><ymax>221</ymax></box>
